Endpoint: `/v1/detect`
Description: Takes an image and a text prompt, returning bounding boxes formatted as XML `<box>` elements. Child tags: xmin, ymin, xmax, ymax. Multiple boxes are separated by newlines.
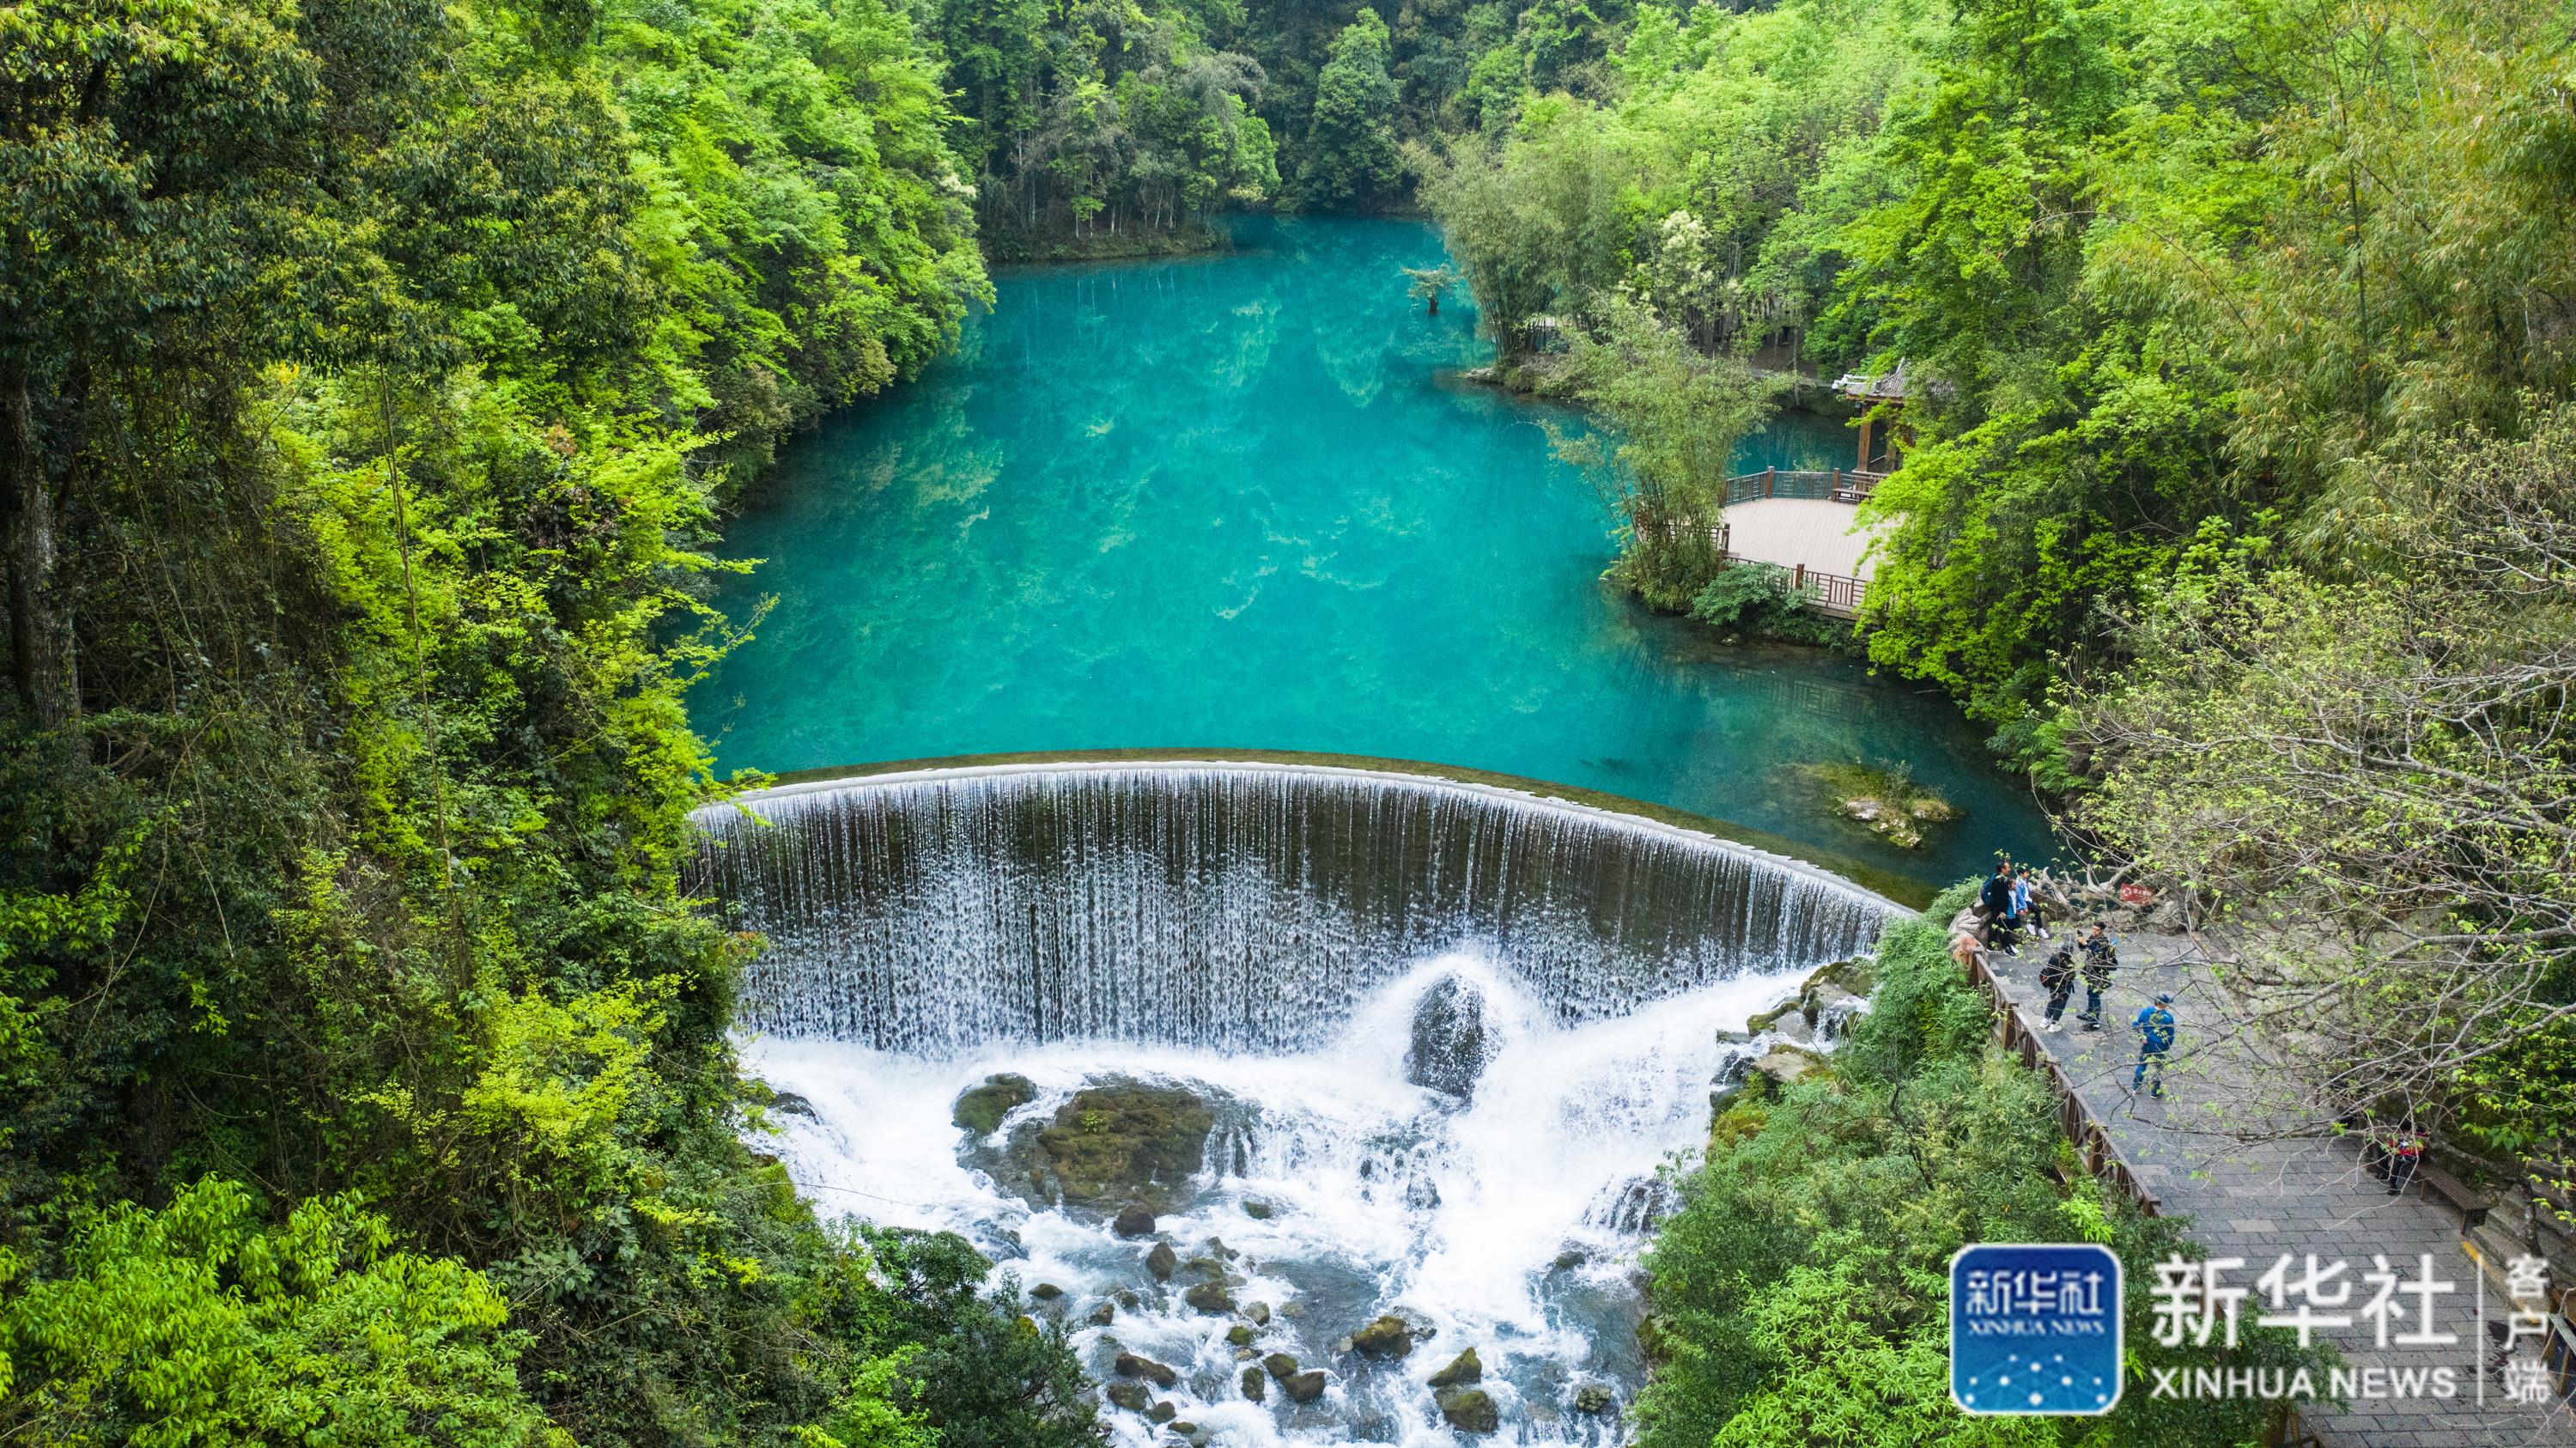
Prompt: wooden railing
<box><xmin>1723</xmin><ymin>466</ymin><xmax>1886</xmax><ymax>508</ymax></box>
<box><xmin>1961</xmin><ymin>945</ymin><xmax>2165</xmax><ymax>1216</ymax></box>
<box><xmin>1717</xmin><ymin>555</ymin><xmax>1868</xmax><ymax>618</ymax></box>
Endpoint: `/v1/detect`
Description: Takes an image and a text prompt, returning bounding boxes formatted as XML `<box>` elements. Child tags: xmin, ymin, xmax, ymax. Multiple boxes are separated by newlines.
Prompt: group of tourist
<box><xmin>1972</xmin><ymin>861</ymin><xmax>2177</xmax><ymax>1099</ymax></box>
<box><xmin>1967</xmin><ymin>861</ymin><xmax>2444</xmax><ymax>1196</ymax></box>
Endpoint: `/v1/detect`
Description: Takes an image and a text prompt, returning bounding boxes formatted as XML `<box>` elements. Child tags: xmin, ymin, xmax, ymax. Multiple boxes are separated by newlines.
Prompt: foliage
<box><xmin>0</xmin><ymin>1178</ymin><xmax>563</xmax><ymax>1446</ymax></box>
<box><xmin>1690</xmin><ymin>563</ymin><xmax>1848</xmax><ymax>648</ymax></box>
<box><xmin>0</xmin><ymin>2</ymin><xmax>1086</xmax><ymax>1444</ymax></box>
<box><xmin>866</xmin><ymin>1230</ymin><xmax>1107</xmax><ymax>1448</ymax></box>
<box><xmin>1541</xmin><ymin>295</ymin><xmax>1775</xmax><ymax>609</ymax></box>
<box><xmin>1637</xmin><ymin>889</ymin><xmax>2327</xmax><ymax>1448</ymax></box>
<box><xmin>1295</xmin><ymin>9</ymin><xmax>1403</xmax><ymax>210</ymax></box>
<box><xmin>2066</xmin><ymin>415</ymin><xmax>2576</xmax><ymax>1149</ymax></box>
<box><xmin>940</xmin><ymin>0</ymin><xmax>1280</xmax><ymax>253</ymax></box>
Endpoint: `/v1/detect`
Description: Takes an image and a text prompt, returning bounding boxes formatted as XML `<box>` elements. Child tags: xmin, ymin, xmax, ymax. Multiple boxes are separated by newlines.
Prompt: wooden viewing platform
<box><xmin>1711</xmin><ymin>467</ymin><xmax>1889</xmax><ymax>618</ymax></box>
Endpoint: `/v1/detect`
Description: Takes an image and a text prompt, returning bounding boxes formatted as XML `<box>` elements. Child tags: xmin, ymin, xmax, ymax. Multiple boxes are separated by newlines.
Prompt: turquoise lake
<box><xmin>695</xmin><ymin>217</ymin><xmax>2051</xmax><ymax>889</ymax></box>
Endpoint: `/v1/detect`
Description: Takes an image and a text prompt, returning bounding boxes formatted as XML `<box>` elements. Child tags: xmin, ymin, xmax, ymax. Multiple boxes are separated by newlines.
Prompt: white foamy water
<box><xmin>748</xmin><ymin>951</ymin><xmax>1818</xmax><ymax>1446</ymax></box>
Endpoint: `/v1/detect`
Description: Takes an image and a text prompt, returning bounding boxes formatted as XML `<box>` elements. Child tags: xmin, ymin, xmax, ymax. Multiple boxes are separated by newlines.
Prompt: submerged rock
<box><xmin>1437</xmin><ymin>1387</ymin><xmax>1500</xmax><ymax>1433</ymax></box>
<box><xmin>1426</xmin><ymin>1348</ymin><xmax>1482</xmax><ymax>1388</ymax></box>
<box><xmin>1145</xmin><ymin>1401</ymin><xmax>1176</xmax><ymax>1424</ymax></box>
<box><xmin>1242</xmin><ymin>1199</ymin><xmax>1274</xmax><ymax>1220</ymax></box>
<box><xmin>1115</xmin><ymin>1353</ymin><xmax>1179</xmax><ymax>1389</ymax></box>
<box><xmin>1406</xmin><ymin>975</ymin><xmax>1494</xmax><ymax>1099</ymax></box>
<box><xmin>1240</xmin><ymin>1366</ymin><xmax>1267</xmax><ymax>1401</ymax></box>
<box><xmin>1028</xmin><ymin>1078</ymin><xmax>1216</xmax><ymax>1207</ymax></box>
<box><xmin>1283</xmin><ymin>1370</ymin><xmax>1327</xmax><ymax>1403</ymax></box>
<box><xmin>1112</xmin><ymin>1202</ymin><xmax>1158</xmax><ymax>1238</ymax></box>
<box><xmin>1105</xmin><ymin>1380</ymin><xmax>1150</xmax><ymax>1412</ymax></box>
<box><xmin>1246</xmin><ymin>1301</ymin><xmax>1271</xmax><ymax>1325</ymax></box>
<box><xmin>951</xmin><ymin>1073</ymin><xmax>1036</xmax><ymax>1135</ymax></box>
<box><xmin>1350</xmin><ymin>1314</ymin><xmax>1413</xmax><ymax>1359</ymax></box>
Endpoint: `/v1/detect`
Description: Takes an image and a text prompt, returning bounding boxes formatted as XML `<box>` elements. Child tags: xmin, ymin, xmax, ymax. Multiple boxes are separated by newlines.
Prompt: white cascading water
<box><xmin>752</xmin><ymin>953</ymin><xmax>1820</xmax><ymax>1446</ymax></box>
<box><xmin>695</xmin><ymin>762</ymin><xmax>1901</xmax><ymax>1445</ymax></box>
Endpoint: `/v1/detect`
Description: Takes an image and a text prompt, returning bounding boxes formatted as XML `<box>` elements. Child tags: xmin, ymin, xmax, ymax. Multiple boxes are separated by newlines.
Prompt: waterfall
<box><xmin>690</xmin><ymin>760</ymin><xmax>1899</xmax><ymax>1055</ymax></box>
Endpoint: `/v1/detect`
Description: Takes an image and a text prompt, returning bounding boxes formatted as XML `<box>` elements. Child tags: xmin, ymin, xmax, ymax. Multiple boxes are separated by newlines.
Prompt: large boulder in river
<box><xmin>1426</xmin><ymin>1348</ymin><xmax>1482</xmax><ymax>1388</ymax></box>
<box><xmin>1283</xmin><ymin>1370</ymin><xmax>1328</xmax><ymax>1403</ymax></box>
<box><xmin>951</xmin><ymin>1073</ymin><xmax>1036</xmax><ymax>1135</ymax></box>
<box><xmin>1349</xmin><ymin>1314</ymin><xmax>1414</xmax><ymax>1359</ymax></box>
<box><xmin>1144</xmin><ymin>1243</ymin><xmax>1177</xmax><ymax>1281</ymax></box>
<box><xmin>1111</xmin><ymin>1202</ymin><xmax>1157</xmax><ymax>1238</ymax></box>
<box><xmin>1747</xmin><ymin>1043</ymin><xmax>1824</xmax><ymax>1094</ymax></box>
<box><xmin>1406</xmin><ymin>976</ymin><xmax>1495</xmax><ymax>1098</ymax></box>
<box><xmin>1437</xmin><ymin>1387</ymin><xmax>1500</xmax><ymax>1433</ymax></box>
<box><xmin>1029</xmin><ymin>1078</ymin><xmax>1215</xmax><ymax>1207</ymax></box>
<box><xmin>1114</xmin><ymin>1353</ymin><xmax>1179</xmax><ymax>1389</ymax></box>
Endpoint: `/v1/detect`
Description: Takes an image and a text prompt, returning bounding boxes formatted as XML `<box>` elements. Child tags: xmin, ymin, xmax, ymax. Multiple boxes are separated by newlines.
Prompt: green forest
<box><xmin>4</xmin><ymin>0</ymin><xmax>2572</xmax><ymax>1442</ymax></box>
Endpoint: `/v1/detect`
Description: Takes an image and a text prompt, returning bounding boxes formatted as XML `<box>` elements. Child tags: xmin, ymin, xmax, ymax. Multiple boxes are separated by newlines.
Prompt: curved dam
<box><xmin>694</xmin><ymin>759</ymin><xmax>1903</xmax><ymax>1446</ymax></box>
<box><xmin>691</xmin><ymin>759</ymin><xmax>1899</xmax><ymax>1052</ymax></box>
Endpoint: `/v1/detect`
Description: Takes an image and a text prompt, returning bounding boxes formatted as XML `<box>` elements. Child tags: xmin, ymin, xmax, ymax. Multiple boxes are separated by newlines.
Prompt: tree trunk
<box><xmin>4</xmin><ymin>369</ymin><xmax>74</xmax><ymax>727</ymax></box>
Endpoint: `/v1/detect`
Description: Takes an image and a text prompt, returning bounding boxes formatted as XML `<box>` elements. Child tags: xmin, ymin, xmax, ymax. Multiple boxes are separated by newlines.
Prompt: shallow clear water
<box><xmin>750</xmin><ymin>952</ymin><xmax>1813</xmax><ymax>1448</ymax></box>
<box><xmin>694</xmin><ymin>213</ymin><xmax>2044</xmax><ymax>904</ymax></box>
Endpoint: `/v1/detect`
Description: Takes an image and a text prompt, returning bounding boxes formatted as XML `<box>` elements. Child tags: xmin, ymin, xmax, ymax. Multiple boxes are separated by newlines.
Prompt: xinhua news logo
<box><xmin>1950</xmin><ymin>1243</ymin><xmax>2123</xmax><ymax>1415</ymax></box>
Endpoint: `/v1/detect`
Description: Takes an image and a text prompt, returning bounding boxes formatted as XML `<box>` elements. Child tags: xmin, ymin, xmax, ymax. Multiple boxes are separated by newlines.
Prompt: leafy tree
<box><xmin>1542</xmin><ymin>295</ymin><xmax>1777</xmax><ymax>609</ymax></box>
<box><xmin>0</xmin><ymin>1178</ymin><xmax>563</xmax><ymax>1445</ymax></box>
<box><xmin>1296</xmin><ymin>9</ymin><xmax>1401</xmax><ymax>210</ymax></box>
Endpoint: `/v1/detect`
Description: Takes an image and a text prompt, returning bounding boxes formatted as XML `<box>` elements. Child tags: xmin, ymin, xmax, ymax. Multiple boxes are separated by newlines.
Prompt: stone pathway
<box><xmin>1977</xmin><ymin>928</ymin><xmax>2575</xmax><ymax>1446</ymax></box>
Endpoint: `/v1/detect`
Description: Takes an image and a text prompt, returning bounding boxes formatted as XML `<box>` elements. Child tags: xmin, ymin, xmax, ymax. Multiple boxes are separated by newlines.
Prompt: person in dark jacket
<box><xmin>2077</xmin><ymin>924</ymin><xmax>2117</xmax><ymax>1029</ymax></box>
<box><xmin>1980</xmin><ymin>862</ymin><xmax>2020</xmax><ymax>955</ymax></box>
<box><xmin>2039</xmin><ymin>944</ymin><xmax>2079</xmax><ymax>1031</ymax></box>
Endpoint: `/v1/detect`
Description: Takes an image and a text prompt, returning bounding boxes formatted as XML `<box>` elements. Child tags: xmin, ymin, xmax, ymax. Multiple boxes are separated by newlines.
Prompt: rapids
<box><xmin>750</xmin><ymin>954</ymin><xmax>1813</xmax><ymax>1446</ymax></box>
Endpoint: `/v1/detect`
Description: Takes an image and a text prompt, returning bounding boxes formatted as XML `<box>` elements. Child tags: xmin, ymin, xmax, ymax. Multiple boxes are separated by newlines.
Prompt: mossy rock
<box><xmin>1145</xmin><ymin>1401</ymin><xmax>1176</xmax><ymax>1424</ymax></box>
<box><xmin>1261</xmin><ymin>1353</ymin><xmax>1300</xmax><ymax>1381</ymax></box>
<box><xmin>1437</xmin><ymin>1387</ymin><xmax>1499</xmax><ymax>1433</ymax></box>
<box><xmin>1426</xmin><ymin>1348</ymin><xmax>1481</xmax><ymax>1388</ymax></box>
<box><xmin>1225</xmin><ymin>1323</ymin><xmax>1255</xmax><ymax>1346</ymax></box>
<box><xmin>951</xmin><ymin>1073</ymin><xmax>1036</xmax><ymax>1135</ymax></box>
<box><xmin>1803</xmin><ymin>955</ymin><xmax>1877</xmax><ymax>1000</ymax></box>
<box><xmin>1115</xmin><ymin>1353</ymin><xmax>1179</xmax><ymax>1389</ymax></box>
<box><xmin>1572</xmin><ymin>1383</ymin><xmax>1614</xmax><ymax>1415</ymax></box>
<box><xmin>1804</xmin><ymin>761</ymin><xmax>1956</xmax><ymax>849</ymax></box>
<box><xmin>1744</xmin><ymin>998</ymin><xmax>1803</xmax><ymax>1034</ymax></box>
<box><xmin>1106</xmin><ymin>1380</ymin><xmax>1150</xmax><ymax>1412</ymax></box>
<box><xmin>1283</xmin><ymin>1370</ymin><xmax>1327</xmax><ymax>1403</ymax></box>
<box><xmin>1240</xmin><ymin>1366</ymin><xmax>1267</xmax><ymax>1401</ymax></box>
<box><xmin>1350</xmin><ymin>1314</ymin><xmax>1413</xmax><ymax>1358</ymax></box>
<box><xmin>1747</xmin><ymin>1043</ymin><xmax>1825</xmax><ymax>1092</ymax></box>
<box><xmin>1184</xmin><ymin>1280</ymin><xmax>1236</xmax><ymax>1314</ymax></box>
<box><xmin>1030</xmin><ymin>1078</ymin><xmax>1215</xmax><ymax>1206</ymax></box>
<box><xmin>1144</xmin><ymin>1242</ymin><xmax>1177</xmax><ymax>1281</ymax></box>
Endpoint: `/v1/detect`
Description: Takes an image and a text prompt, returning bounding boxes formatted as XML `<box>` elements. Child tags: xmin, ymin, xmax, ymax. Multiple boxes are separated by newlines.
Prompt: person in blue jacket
<box><xmin>2132</xmin><ymin>992</ymin><xmax>2177</xmax><ymax>1098</ymax></box>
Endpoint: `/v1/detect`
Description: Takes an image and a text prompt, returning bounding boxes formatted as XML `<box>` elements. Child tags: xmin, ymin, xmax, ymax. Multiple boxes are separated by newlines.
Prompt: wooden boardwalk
<box><xmin>1974</xmin><ymin>928</ymin><xmax>2575</xmax><ymax>1445</ymax></box>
